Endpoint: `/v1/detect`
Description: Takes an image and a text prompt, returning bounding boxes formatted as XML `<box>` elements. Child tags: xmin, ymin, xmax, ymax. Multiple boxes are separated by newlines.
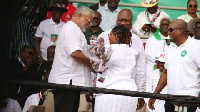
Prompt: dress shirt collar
<box><xmin>18</xmin><ymin>57</ymin><xmax>25</xmax><ymax>67</ymax></box>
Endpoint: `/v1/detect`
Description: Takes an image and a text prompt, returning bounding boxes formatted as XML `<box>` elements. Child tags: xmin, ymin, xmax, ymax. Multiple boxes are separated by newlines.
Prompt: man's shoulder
<box><xmin>160</xmin><ymin>10</ymin><xmax>170</xmax><ymax>17</ymax></box>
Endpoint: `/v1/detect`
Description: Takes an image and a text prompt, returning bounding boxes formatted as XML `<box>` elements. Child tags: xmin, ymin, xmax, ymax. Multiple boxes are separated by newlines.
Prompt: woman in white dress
<box><xmin>94</xmin><ymin>25</ymin><xmax>145</xmax><ymax>112</ymax></box>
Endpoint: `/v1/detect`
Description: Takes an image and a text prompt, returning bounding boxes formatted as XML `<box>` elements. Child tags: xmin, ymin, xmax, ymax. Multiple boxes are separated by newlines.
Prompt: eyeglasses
<box><xmin>83</xmin><ymin>14</ymin><xmax>93</xmax><ymax>26</ymax></box>
<box><xmin>188</xmin><ymin>4</ymin><xmax>198</xmax><ymax>8</ymax></box>
<box><xmin>168</xmin><ymin>28</ymin><xmax>181</xmax><ymax>32</ymax></box>
<box><xmin>160</xmin><ymin>23</ymin><xmax>169</xmax><ymax>26</ymax></box>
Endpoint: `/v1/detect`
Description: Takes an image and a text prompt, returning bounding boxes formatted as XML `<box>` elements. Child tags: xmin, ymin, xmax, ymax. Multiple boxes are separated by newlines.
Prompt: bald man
<box><xmin>149</xmin><ymin>19</ymin><xmax>200</xmax><ymax>112</ymax></box>
<box><xmin>98</xmin><ymin>9</ymin><xmax>146</xmax><ymax>110</ymax></box>
<box><xmin>84</xmin><ymin>11</ymin><xmax>103</xmax><ymax>44</ymax></box>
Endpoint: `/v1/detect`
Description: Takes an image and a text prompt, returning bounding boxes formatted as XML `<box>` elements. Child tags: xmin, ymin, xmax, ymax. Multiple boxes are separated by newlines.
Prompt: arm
<box><xmin>148</xmin><ymin>69</ymin><xmax>167</xmax><ymax>110</ymax></box>
<box><xmin>71</xmin><ymin>50</ymin><xmax>92</xmax><ymax>68</ymax></box>
<box><xmin>135</xmin><ymin>40</ymin><xmax>146</xmax><ymax>92</ymax></box>
<box><xmin>34</xmin><ymin>37</ymin><xmax>44</xmax><ymax>63</ymax></box>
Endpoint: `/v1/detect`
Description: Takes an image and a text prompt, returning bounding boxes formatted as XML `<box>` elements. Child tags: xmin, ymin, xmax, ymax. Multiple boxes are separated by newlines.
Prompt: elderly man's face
<box><xmin>160</xmin><ymin>19</ymin><xmax>170</xmax><ymax>34</ymax></box>
<box><xmin>194</xmin><ymin>22</ymin><xmax>200</xmax><ymax>40</ymax></box>
<box><xmin>79</xmin><ymin>13</ymin><xmax>93</xmax><ymax>32</ymax></box>
<box><xmin>116</xmin><ymin>10</ymin><xmax>132</xmax><ymax>30</ymax></box>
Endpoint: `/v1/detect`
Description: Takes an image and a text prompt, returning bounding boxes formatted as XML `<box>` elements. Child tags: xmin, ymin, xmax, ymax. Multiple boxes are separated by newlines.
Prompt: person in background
<box><xmin>145</xmin><ymin>17</ymin><xmax>170</xmax><ymax>112</ymax></box>
<box><xmin>133</xmin><ymin>0</ymin><xmax>170</xmax><ymax>37</ymax></box>
<box><xmin>177</xmin><ymin>0</ymin><xmax>199</xmax><ymax>23</ymax></box>
<box><xmin>35</xmin><ymin>2</ymin><xmax>66</xmax><ymax>64</ymax></box>
<box><xmin>187</xmin><ymin>17</ymin><xmax>200</xmax><ymax>40</ymax></box>
<box><xmin>47</xmin><ymin>0</ymin><xmax>76</xmax><ymax>22</ymax></box>
<box><xmin>5</xmin><ymin>46</ymin><xmax>35</xmax><ymax>108</ymax></box>
<box><xmin>149</xmin><ymin>19</ymin><xmax>200</xmax><ymax>112</ymax></box>
<box><xmin>48</xmin><ymin>6</ymin><xmax>94</xmax><ymax>112</ymax></box>
<box><xmin>90</xmin><ymin>0</ymin><xmax>107</xmax><ymax>11</ymax></box>
<box><xmin>0</xmin><ymin>84</ymin><xmax>22</xmax><ymax>112</ymax></box>
<box><xmin>84</xmin><ymin>11</ymin><xmax>103</xmax><ymax>44</ymax></box>
<box><xmin>98</xmin><ymin>0</ymin><xmax>121</xmax><ymax>31</ymax></box>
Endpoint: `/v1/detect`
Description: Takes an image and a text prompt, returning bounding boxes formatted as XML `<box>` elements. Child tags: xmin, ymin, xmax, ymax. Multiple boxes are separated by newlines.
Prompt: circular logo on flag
<box><xmin>181</xmin><ymin>50</ymin><xmax>187</xmax><ymax>57</ymax></box>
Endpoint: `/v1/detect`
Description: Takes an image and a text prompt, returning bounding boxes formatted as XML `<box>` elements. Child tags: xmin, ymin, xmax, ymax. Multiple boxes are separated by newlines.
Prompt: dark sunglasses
<box><xmin>168</xmin><ymin>28</ymin><xmax>181</xmax><ymax>32</ymax></box>
<box><xmin>188</xmin><ymin>4</ymin><xmax>198</xmax><ymax>8</ymax></box>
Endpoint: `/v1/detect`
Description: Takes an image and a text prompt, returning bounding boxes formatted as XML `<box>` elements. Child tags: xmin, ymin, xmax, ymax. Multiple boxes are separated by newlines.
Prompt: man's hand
<box><xmin>85</xmin><ymin>93</ymin><xmax>93</xmax><ymax>103</ymax></box>
<box><xmin>137</xmin><ymin>98</ymin><xmax>145</xmax><ymax>110</ymax></box>
<box><xmin>141</xmin><ymin>24</ymin><xmax>151</xmax><ymax>32</ymax></box>
<box><xmin>38</xmin><ymin>56</ymin><xmax>44</xmax><ymax>64</ymax></box>
<box><xmin>148</xmin><ymin>98</ymin><xmax>156</xmax><ymax>110</ymax></box>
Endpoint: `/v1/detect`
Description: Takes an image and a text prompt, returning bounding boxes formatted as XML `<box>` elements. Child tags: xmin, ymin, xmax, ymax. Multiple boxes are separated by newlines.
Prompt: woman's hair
<box><xmin>187</xmin><ymin>0</ymin><xmax>197</xmax><ymax>5</ymax></box>
<box><xmin>111</xmin><ymin>25</ymin><xmax>132</xmax><ymax>47</ymax></box>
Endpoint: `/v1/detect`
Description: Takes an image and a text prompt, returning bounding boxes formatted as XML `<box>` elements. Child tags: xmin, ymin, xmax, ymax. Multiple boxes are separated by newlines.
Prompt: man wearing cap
<box><xmin>188</xmin><ymin>17</ymin><xmax>200</xmax><ymax>40</ymax></box>
<box><xmin>46</xmin><ymin>0</ymin><xmax>76</xmax><ymax>23</ymax></box>
<box><xmin>133</xmin><ymin>0</ymin><xmax>170</xmax><ymax>37</ymax></box>
<box><xmin>149</xmin><ymin>19</ymin><xmax>200</xmax><ymax>112</ymax></box>
<box><xmin>48</xmin><ymin>6</ymin><xmax>94</xmax><ymax>112</ymax></box>
<box><xmin>35</xmin><ymin>2</ymin><xmax>66</xmax><ymax>64</ymax></box>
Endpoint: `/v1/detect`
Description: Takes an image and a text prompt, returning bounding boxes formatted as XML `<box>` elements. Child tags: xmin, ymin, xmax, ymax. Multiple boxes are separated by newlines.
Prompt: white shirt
<box><xmin>48</xmin><ymin>21</ymin><xmax>91</xmax><ymax>86</ymax></box>
<box><xmin>165</xmin><ymin>37</ymin><xmax>200</xmax><ymax>96</ymax></box>
<box><xmin>98</xmin><ymin>29</ymin><xmax>146</xmax><ymax>92</ymax></box>
<box><xmin>22</xmin><ymin>93</ymin><xmax>41</xmax><ymax>112</ymax></box>
<box><xmin>35</xmin><ymin>18</ymin><xmax>65</xmax><ymax>60</ymax></box>
<box><xmin>0</xmin><ymin>98</ymin><xmax>22</xmax><ymax>112</ymax></box>
<box><xmin>133</xmin><ymin>10</ymin><xmax>170</xmax><ymax>37</ymax></box>
<box><xmin>98</xmin><ymin>3</ymin><xmax>121</xmax><ymax>31</ymax></box>
<box><xmin>177</xmin><ymin>13</ymin><xmax>200</xmax><ymax>23</ymax></box>
<box><xmin>96</xmin><ymin>44</ymin><xmax>141</xmax><ymax>91</ymax></box>
<box><xmin>145</xmin><ymin>33</ymin><xmax>169</xmax><ymax>92</ymax></box>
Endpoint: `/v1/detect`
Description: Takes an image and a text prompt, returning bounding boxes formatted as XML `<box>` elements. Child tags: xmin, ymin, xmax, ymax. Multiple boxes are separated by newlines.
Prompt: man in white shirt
<box><xmin>98</xmin><ymin>9</ymin><xmax>146</xmax><ymax>110</ymax></box>
<box><xmin>97</xmin><ymin>0</ymin><xmax>121</xmax><ymax>31</ymax></box>
<box><xmin>145</xmin><ymin>17</ymin><xmax>170</xmax><ymax>93</ymax></box>
<box><xmin>149</xmin><ymin>19</ymin><xmax>200</xmax><ymax>112</ymax></box>
<box><xmin>35</xmin><ymin>2</ymin><xmax>67</xmax><ymax>64</ymax></box>
<box><xmin>133</xmin><ymin>0</ymin><xmax>170</xmax><ymax>37</ymax></box>
<box><xmin>48</xmin><ymin>6</ymin><xmax>94</xmax><ymax>112</ymax></box>
<box><xmin>145</xmin><ymin>17</ymin><xmax>170</xmax><ymax>112</ymax></box>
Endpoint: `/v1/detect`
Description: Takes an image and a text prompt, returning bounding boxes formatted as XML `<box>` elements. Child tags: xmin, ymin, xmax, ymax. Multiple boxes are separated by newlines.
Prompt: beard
<box><xmin>79</xmin><ymin>23</ymin><xmax>87</xmax><ymax>32</ymax></box>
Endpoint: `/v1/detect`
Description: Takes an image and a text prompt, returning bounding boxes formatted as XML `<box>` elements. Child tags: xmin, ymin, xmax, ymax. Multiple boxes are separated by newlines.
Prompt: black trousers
<box><xmin>164</xmin><ymin>101</ymin><xmax>197</xmax><ymax>112</ymax></box>
<box><xmin>53</xmin><ymin>90</ymin><xmax>80</xmax><ymax>112</ymax></box>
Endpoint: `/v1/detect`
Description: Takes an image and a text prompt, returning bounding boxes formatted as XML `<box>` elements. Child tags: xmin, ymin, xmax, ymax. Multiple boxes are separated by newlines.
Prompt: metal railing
<box><xmin>4</xmin><ymin>80</ymin><xmax>200</xmax><ymax>112</ymax></box>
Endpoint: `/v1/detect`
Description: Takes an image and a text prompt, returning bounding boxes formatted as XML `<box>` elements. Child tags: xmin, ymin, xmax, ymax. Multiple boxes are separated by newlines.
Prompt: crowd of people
<box><xmin>1</xmin><ymin>0</ymin><xmax>200</xmax><ymax>112</ymax></box>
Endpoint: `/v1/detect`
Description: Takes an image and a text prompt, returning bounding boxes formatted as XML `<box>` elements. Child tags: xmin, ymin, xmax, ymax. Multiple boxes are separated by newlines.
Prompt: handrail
<box><xmin>5</xmin><ymin>80</ymin><xmax>200</xmax><ymax>107</ymax></box>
